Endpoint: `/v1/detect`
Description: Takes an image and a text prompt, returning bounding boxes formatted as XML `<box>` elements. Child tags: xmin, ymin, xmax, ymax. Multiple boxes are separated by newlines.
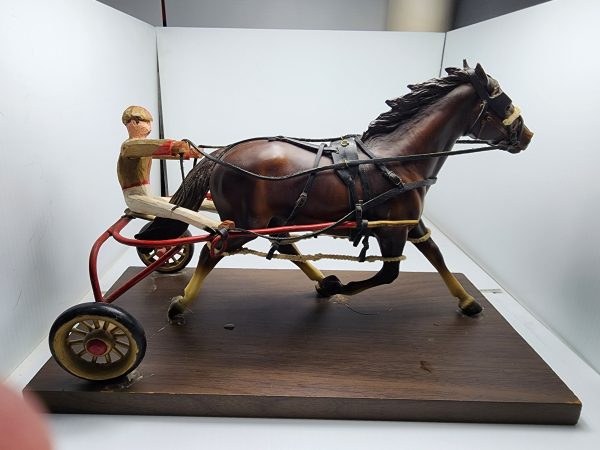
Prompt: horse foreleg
<box><xmin>315</xmin><ymin>229</ymin><xmax>406</xmax><ymax>296</ymax></box>
<box><xmin>409</xmin><ymin>223</ymin><xmax>482</xmax><ymax>316</ymax></box>
<box><xmin>277</xmin><ymin>242</ymin><xmax>325</xmax><ymax>282</ymax></box>
<box><xmin>168</xmin><ymin>245</ymin><xmax>222</xmax><ymax>324</ymax></box>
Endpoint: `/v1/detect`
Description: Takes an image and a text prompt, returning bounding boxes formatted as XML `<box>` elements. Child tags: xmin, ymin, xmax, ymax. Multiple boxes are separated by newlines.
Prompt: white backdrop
<box><xmin>157</xmin><ymin>27</ymin><xmax>444</xmax><ymax>194</ymax></box>
<box><xmin>426</xmin><ymin>0</ymin><xmax>600</xmax><ymax>373</ymax></box>
<box><xmin>0</xmin><ymin>0</ymin><xmax>158</xmax><ymax>378</ymax></box>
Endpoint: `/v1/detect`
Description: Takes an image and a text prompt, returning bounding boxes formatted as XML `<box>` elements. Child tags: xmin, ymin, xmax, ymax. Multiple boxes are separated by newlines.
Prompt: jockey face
<box><xmin>126</xmin><ymin>118</ymin><xmax>152</xmax><ymax>139</ymax></box>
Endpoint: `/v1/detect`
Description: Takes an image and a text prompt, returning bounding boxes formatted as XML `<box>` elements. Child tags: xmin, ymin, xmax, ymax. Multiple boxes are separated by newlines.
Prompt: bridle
<box><xmin>466</xmin><ymin>69</ymin><xmax>523</xmax><ymax>148</ymax></box>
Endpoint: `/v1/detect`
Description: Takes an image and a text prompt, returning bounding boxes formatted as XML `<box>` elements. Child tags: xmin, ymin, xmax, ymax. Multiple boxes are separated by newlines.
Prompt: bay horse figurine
<box><xmin>143</xmin><ymin>62</ymin><xmax>533</xmax><ymax>324</ymax></box>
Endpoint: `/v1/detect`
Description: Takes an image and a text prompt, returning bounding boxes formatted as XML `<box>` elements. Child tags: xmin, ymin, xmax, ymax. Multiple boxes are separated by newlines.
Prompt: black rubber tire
<box><xmin>49</xmin><ymin>302</ymin><xmax>146</xmax><ymax>381</ymax></box>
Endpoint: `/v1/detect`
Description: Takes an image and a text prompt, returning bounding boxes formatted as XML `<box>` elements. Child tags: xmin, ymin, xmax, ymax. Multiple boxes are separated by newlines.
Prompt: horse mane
<box><xmin>361</xmin><ymin>67</ymin><xmax>471</xmax><ymax>142</ymax></box>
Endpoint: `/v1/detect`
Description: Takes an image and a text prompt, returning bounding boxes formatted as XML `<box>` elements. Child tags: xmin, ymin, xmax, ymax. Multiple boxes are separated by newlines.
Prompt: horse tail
<box><xmin>134</xmin><ymin>147</ymin><xmax>228</xmax><ymax>240</ymax></box>
<box><xmin>170</xmin><ymin>146</ymin><xmax>228</xmax><ymax>211</ymax></box>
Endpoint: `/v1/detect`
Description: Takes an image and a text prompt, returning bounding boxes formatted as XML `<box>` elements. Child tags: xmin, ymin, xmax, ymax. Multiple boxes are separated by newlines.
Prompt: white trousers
<box><xmin>123</xmin><ymin>185</ymin><xmax>220</xmax><ymax>230</ymax></box>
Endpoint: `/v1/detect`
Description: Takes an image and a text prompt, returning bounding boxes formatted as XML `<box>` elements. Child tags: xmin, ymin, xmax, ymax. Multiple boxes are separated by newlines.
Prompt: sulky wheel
<box><xmin>49</xmin><ymin>302</ymin><xmax>146</xmax><ymax>381</ymax></box>
<box><xmin>136</xmin><ymin>228</ymin><xmax>194</xmax><ymax>274</ymax></box>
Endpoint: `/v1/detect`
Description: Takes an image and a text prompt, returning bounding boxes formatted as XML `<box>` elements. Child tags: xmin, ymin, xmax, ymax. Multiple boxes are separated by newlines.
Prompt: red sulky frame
<box><xmin>88</xmin><ymin>215</ymin><xmax>370</xmax><ymax>305</ymax></box>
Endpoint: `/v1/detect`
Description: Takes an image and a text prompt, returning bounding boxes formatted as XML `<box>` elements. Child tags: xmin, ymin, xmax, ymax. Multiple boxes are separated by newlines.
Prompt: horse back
<box><xmin>210</xmin><ymin>139</ymin><xmax>424</xmax><ymax>228</ymax></box>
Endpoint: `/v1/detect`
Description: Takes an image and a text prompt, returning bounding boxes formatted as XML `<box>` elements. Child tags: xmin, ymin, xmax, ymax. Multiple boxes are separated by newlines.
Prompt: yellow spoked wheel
<box><xmin>49</xmin><ymin>303</ymin><xmax>146</xmax><ymax>381</ymax></box>
<box><xmin>136</xmin><ymin>229</ymin><xmax>194</xmax><ymax>274</ymax></box>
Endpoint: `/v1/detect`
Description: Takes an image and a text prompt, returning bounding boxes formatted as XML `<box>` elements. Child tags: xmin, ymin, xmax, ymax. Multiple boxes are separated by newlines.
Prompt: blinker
<box><xmin>489</xmin><ymin>91</ymin><xmax>512</xmax><ymax>119</ymax></box>
<box><xmin>466</xmin><ymin>69</ymin><xmax>513</xmax><ymax>120</ymax></box>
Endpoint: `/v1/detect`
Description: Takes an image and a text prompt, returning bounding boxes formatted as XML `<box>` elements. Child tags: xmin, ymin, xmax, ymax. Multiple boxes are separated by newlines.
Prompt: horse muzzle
<box><xmin>506</xmin><ymin>123</ymin><xmax>533</xmax><ymax>153</ymax></box>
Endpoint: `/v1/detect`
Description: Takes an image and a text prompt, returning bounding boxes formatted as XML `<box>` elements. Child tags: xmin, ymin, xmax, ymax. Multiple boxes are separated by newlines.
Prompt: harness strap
<box><xmin>365</xmin><ymin>177</ymin><xmax>437</xmax><ymax>211</ymax></box>
<box><xmin>329</xmin><ymin>140</ymin><xmax>373</xmax><ymax>247</ymax></box>
<box><xmin>234</xmin><ymin>177</ymin><xmax>437</xmax><ymax>247</ymax></box>
<box><xmin>283</xmin><ymin>142</ymin><xmax>326</xmax><ymax>225</ymax></box>
<box><xmin>358</xmin><ymin>165</ymin><xmax>372</xmax><ymax>203</ymax></box>
<box><xmin>355</xmin><ymin>137</ymin><xmax>404</xmax><ymax>187</ymax></box>
<box><xmin>330</xmin><ymin>140</ymin><xmax>359</xmax><ymax>212</ymax></box>
<box><xmin>352</xmin><ymin>201</ymin><xmax>368</xmax><ymax>246</ymax></box>
<box><xmin>268</xmin><ymin>136</ymin><xmax>324</xmax><ymax>153</ymax></box>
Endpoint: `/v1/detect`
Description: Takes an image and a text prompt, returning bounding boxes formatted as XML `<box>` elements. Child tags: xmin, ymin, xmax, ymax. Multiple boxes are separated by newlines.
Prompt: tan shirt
<box><xmin>117</xmin><ymin>138</ymin><xmax>175</xmax><ymax>190</ymax></box>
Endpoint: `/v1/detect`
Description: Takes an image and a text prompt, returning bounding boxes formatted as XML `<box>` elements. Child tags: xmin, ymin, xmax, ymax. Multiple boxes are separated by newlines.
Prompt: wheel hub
<box><xmin>83</xmin><ymin>329</ymin><xmax>113</xmax><ymax>356</ymax></box>
<box><xmin>85</xmin><ymin>338</ymin><xmax>109</xmax><ymax>356</ymax></box>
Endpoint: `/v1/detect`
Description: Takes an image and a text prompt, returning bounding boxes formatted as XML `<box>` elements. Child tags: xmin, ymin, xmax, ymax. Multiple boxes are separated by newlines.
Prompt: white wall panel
<box><xmin>0</xmin><ymin>0</ymin><xmax>158</xmax><ymax>378</ymax></box>
<box><xmin>157</xmin><ymin>27</ymin><xmax>444</xmax><ymax>193</ymax></box>
<box><xmin>428</xmin><ymin>0</ymin><xmax>600</xmax><ymax>372</ymax></box>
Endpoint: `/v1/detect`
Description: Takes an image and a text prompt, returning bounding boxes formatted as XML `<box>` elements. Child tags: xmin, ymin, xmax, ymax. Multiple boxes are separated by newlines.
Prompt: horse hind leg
<box><xmin>277</xmin><ymin>241</ymin><xmax>325</xmax><ymax>282</ymax></box>
<box><xmin>168</xmin><ymin>214</ymin><xmax>261</xmax><ymax>324</ymax></box>
<box><xmin>315</xmin><ymin>229</ymin><xmax>405</xmax><ymax>296</ymax></box>
<box><xmin>408</xmin><ymin>222</ymin><xmax>482</xmax><ymax>316</ymax></box>
<box><xmin>168</xmin><ymin>244</ymin><xmax>222</xmax><ymax>324</ymax></box>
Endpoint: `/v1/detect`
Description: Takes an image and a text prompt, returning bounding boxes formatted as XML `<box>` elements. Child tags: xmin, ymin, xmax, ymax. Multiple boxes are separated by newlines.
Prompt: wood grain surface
<box><xmin>26</xmin><ymin>268</ymin><xmax>581</xmax><ymax>424</ymax></box>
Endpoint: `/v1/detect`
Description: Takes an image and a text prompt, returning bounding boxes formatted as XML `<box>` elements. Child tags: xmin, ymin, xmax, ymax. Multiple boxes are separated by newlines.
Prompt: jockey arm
<box><xmin>121</xmin><ymin>138</ymin><xmax>201</xmax><ymax>159</ymax></box>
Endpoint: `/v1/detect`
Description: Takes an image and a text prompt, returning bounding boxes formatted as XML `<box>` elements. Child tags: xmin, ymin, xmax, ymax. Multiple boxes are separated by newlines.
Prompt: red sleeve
<box><xmin>152</xmin><ymin>140</ymin><xmax>174</xmax><ymax>157</ymax></box>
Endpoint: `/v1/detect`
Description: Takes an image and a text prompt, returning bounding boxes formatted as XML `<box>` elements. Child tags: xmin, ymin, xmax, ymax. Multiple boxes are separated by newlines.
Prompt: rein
<box><xmin>178</xmin><ymin>138</ymin><xmax>501</xmax><ymax>247</ymax></box>
<box><xmin>182</xmin><ymin>138</ymin><xmax>503</xmax><ymax>182</ymax></box>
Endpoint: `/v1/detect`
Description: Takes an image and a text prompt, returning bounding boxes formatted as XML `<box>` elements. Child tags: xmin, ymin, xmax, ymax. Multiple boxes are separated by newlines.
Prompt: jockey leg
<box><xmin>125</xmin><ymin>193</ymin><xmax>221</xmax><ymax>231</ymax></box>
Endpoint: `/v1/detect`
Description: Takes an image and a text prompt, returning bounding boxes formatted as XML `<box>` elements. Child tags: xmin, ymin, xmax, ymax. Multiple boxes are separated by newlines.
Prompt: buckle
<box><xmin>387</xmin><ymin>171</ymin><xmax>403</xmax><ymax>186</ymax></box>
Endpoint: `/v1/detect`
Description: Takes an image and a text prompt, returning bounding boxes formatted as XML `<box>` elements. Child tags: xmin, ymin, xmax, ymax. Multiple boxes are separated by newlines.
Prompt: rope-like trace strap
<box><xmin>221</xmin><ymin>247</ymin><xmax>406</xmax><ymax>263</ymax></box>
<box><xmin>408</xmin><ymin>227</ymin><xmax>432</xmax><ymax>244</ymax></box>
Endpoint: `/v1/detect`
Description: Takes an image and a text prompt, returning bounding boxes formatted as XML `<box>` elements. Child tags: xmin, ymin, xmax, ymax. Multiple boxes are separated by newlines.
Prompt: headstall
<box><xmin>466</xmin><ymin>68</ymin><xmax>522</xmax><ymax>145</ymax></box>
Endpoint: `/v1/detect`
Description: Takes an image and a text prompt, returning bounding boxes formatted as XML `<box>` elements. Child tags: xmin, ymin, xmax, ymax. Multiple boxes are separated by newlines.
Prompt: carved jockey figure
<box><xmin>118</xmin><ymin>106</ymin><xmax>221</xmax><ymax>232</ymax></box>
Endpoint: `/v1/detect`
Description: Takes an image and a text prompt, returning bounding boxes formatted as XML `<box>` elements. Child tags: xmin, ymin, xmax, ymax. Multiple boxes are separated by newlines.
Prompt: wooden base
<box><xmin>26</xmin><ymin>268</ymin><xmax>581</xmax><ymax>424</ymax></box>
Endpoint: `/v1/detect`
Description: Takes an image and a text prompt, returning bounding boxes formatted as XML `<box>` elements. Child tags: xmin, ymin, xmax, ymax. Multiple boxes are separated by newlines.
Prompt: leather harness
<box><xmin>182</xmin><ymin>69</ymin><xmax>517</xmax><ymax>257</ymax></box>
<box><xmin>265</xmin><ymin>135</ymin><xmax>430</xmax><ymax>261</ymax></box>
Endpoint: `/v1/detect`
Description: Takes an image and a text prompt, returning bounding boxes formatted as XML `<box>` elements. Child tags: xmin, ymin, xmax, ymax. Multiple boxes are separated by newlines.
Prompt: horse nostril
<box><xmin>522</xmin><ymin>126</ymin><xmax>534</xmax><ymax>144</ymax></box>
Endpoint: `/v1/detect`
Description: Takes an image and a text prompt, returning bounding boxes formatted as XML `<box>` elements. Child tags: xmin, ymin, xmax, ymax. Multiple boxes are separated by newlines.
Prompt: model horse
<box><xmin>147</xmin><ymin>62</ymin><xmax>533</xmax><ymax>324</ymax></box>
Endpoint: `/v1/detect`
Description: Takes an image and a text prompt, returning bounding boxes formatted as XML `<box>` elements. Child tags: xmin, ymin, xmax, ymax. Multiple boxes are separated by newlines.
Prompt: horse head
<box><xmin>461</xmin><ymin>61</ymin><xmax>533</xmax><ymax>153</ymax></box>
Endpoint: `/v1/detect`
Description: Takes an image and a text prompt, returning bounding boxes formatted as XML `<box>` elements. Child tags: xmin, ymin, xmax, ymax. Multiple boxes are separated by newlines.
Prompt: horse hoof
<box><xmin>460</xmin><ymin>300</ymin><xmax>483</xmax><ymax>317</ymax></box>
<box><xmin>168</xmin><ymin>296</ymin><xmax>186</xmax><ymax>325</ymax></box>
<box><xmin>315</xmin><ymin>275</ymin><xmax>343</xmax><ymax>297</ymax></box>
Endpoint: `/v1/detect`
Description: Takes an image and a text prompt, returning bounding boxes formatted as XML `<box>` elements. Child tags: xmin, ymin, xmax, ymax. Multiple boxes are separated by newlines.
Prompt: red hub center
<box><xmin>86</xmin><ymin>338</ymin><xmax>108</xmax><ymax>356</ymax></box>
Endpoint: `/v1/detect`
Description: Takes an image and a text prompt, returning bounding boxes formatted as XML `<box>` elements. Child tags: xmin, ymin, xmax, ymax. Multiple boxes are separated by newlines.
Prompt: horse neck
<box><xmin>367</xmin><ymin>84</ymin><xmax>479</xmax><ymax>180</ymax></box>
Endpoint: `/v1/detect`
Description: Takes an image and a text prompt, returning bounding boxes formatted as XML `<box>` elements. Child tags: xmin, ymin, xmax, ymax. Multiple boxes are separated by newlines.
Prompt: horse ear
<box><xmin>475</xmin><ymin>63</ymin><xmax>487</xmax><ymax>80</ymax></box>
<box><xmin>463</xmin><ymin>59</ymin><xmax>470</xmax><ymax>69</ymax></box>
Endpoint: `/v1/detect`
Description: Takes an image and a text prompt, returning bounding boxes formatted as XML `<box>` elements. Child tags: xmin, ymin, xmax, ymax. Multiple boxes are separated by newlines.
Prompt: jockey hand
<box><xmin>171</xmin><ymin>140</ymin><xmax>192</xmax><ymax>158</ymax></box>
<box><xmin>189</xmin><ymin>146</ymin><xmax>203</xmax><ymax>159</ymax></box>
<box><xmin>216</xmin><ymin>220</ymin><xmax>235</xmax><ymax>239</ymax></box>
<box><xmin>203</xmin><ymin>220</ymin><xmax>236</xmax><ymax>238</ymax></box>
<box><xmin>218</xmin><ymin>220</ymin><xmax>236</xmax><ymax>230</ymax></box>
